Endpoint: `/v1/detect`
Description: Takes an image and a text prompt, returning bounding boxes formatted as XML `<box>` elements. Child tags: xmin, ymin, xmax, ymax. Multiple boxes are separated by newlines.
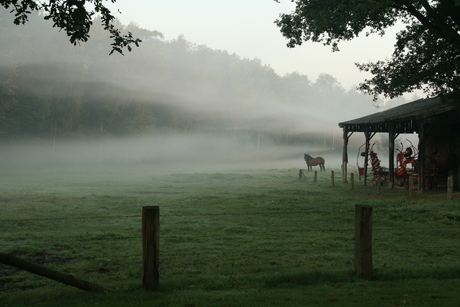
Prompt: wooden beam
<box><xmin>0</xmin><ymin>252</ymin><xmax>108</xmax><ymax>292</ymax></box>
<box><xmin>418</xmin><ymin>122</ymin><xmax>426</xmax><ymax>192</ymax></box>
<box><xmin>363</xmin><ymin>128</ymin><xmax>376</xmax><ymax>186</ymax></box>
<box><xmin>342</xmin><ymin>128</ymin><xmax>353</xmax><ymax>183</ymax></box>
<box><xmin>388</xmin><ymin>123</ymin><xmax>395</xmax><ymax>186</ymax></box>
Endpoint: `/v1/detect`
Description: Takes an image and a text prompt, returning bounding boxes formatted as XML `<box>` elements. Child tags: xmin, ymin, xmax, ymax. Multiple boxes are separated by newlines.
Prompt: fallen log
<box><xmin>0</xmin><ymin>252</ymin><xmax>108</xmax><ymax>292</ymax></box>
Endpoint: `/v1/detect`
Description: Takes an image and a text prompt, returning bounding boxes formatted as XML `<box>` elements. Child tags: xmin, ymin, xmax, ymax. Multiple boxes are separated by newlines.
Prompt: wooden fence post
<box><xmin>447</xmin><ymin>173</ymin><xmax>454</xmax><ymax>200</ymax></box>
<box><xmin>142</xmin><ymin>206</ymin><xmax>160</xmax><ymax>290</ymax></box>
<box><xmin>350</xmin><ymin>173</ymin><xmax>355</xmax><ymax>190</ymax></box>
<box><xmin>331</xmin><ymin>171</ymin><xmax>335</xmax><ymax>187</ymax></box>
<box><xmin>355</xmin><ymin>205</ymin><xmax>372</xmax><ymax>276</ymax></box>
<box><xmin>314</xmin><ymin>171</ymin><xmax>317</xmax><ymax>183</ymax></box>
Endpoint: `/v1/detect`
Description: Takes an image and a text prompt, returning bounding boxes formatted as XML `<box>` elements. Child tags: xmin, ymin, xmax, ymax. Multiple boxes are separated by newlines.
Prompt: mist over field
<box><xmin>0</xmin><ymin>9</ymin><xmax>413</xmax><ymax>175</ymax></box>
<box><xmin>0</xmin><ymin>133</ymin><xmax>349</xmax><ymax>174</ymax></box>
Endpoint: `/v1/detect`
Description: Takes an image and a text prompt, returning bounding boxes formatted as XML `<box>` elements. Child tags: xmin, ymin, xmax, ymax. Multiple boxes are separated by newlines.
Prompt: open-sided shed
<box><xmin>338</xmin><ymin>97</ymin><xmax>460</xmax><ymax>190</ymax></box>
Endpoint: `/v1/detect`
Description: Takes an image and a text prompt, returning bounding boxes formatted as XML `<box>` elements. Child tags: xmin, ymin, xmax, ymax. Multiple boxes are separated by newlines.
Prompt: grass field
<box><xmin>1</xmin><ymin>164</ymin><xmax>460</xmax><ymax>306</ymax></box>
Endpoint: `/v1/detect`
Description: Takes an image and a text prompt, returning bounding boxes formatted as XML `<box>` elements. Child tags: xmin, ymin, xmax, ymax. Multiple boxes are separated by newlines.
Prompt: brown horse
<box><xmin>304</xmin><ymin>154</ymin><xmax>326</xmax><ymax>171</ymax></box>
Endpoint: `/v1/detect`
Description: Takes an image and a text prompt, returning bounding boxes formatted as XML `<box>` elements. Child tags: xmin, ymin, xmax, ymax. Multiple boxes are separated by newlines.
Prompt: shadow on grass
<box><xmin>151</xmin><ymin>264</ymin><xmax>460</xmax><ymax>294</ymax></box>
<box><xmin>264</xmin><ymin>265</ymin><xmax>460</xmax><ymax>289</ymax></box>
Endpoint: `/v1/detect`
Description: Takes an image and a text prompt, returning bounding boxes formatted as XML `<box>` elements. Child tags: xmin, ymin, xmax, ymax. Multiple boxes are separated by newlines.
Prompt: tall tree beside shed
<box><xmin>275</xmin><ymin>0</ymin><xmax>460</xmax><ymax>100</ymax></box>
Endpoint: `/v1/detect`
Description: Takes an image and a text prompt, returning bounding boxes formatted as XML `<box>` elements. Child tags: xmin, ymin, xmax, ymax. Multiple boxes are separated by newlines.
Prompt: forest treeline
<box><xmin>0</xmin><ymin>9</ymin><xmax>408</xmax><ymax>147</ymax></box>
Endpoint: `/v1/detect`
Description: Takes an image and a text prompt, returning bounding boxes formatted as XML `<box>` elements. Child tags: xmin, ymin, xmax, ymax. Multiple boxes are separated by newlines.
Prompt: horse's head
<box><xmin>304</xmin><ymin>154</ymin><xmax>312</xmax><ymax>161</ymax></box>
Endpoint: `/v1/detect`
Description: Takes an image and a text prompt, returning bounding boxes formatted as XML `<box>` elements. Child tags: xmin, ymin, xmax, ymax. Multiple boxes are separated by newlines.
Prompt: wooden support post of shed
<box><xmin>142</xmin><ymin>206</ymin><xmax>160</xmax><ymax>290</ymax></box>
<box><xmin>342</xmin><ymin>128</ymin><xmax>353</xmax><ymax>183</ymax></box>
<box><xmin>447</xmin><ymin>173</ymin><xmax>454</xmax><ymax>200</ymax></box>
<box><xmin>363</xmin><ymin>129</ymin><xmax>375</xmax><ymax>186</ymax></box>
<box><xmin>363</xmin><ymin>131</ymin><xmax>370</xmax><ymax>186</ymax></box>
<box><xmin>388</xmin><ymin>124</ymin><xmax>397</xmax><ymax>187</ymax></box>
<box><xmin>418</xmin><ymin>122</ymin><xmax>426</xmax><ymax>192</ymax></box>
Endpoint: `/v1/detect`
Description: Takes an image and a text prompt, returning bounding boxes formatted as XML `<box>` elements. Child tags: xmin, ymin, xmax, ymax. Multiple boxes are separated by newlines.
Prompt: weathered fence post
<box><xmin>314</xmin><ymin>171</ymin><xmax>317</xmax><ymax>183</ymax></box>
<box><xmin>298</xmin><ymin>169</ymin><xmax>303</xmax><ymax>180</ymax></box>
<box><xmin>355</xmin><ymin>205</ymin><xmax>372</xmax><ymax>276</ymax></box>
<box><xmin>350</xmin><ymin>173</ymin><xmax>355</xmax><ymax>190</ymax></box>
<box><xmin>142</xmin><ymin>206</ymin><xmax>160</xmax><ymax>290</ymax></box>
<box><xmin>447</xmin><ymin>173</ymin><xmax>454</xmax><ymax>200</ymax></box>
<box><xmin>331</xmin><ymin>171</ymin><xmax>335</xmax><ymax>187</ymax></box>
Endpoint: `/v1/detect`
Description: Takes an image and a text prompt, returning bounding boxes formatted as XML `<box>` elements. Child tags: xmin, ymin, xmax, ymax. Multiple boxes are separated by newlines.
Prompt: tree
<box><xmin>0</xmin><ymin>0</ymin><xmax>141</xmax><ymax>54</ymax></box>
<box><xmin>275</xmin><ymin>0</ymin><xmax>460</xmax><ymax>100</ymax></box>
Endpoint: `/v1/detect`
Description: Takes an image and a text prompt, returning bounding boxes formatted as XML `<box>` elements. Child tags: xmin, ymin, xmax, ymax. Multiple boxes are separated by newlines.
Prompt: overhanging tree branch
<box><xmin>0</xmin><ymin>0</ymin><xmax>141</xmax><ymax>55</ymax></box>
<box><xmin>275</xmin><ymin>0</ymin><xmax>460</xmax><ymax>100</ymax></box>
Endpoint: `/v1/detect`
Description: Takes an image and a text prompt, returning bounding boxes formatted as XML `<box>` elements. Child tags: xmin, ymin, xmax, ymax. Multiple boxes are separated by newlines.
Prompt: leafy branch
<box><xmin>0</xmin><ymin>0</ymin><xmax>141</xmax><ymax>55</ymax></box>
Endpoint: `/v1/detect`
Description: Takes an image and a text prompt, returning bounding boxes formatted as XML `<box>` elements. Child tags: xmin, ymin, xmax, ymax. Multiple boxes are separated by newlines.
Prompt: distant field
<box><xmin>1</xmin><ymin>165</ymin><xmax>459</xmax><ymax>307</ymax></box>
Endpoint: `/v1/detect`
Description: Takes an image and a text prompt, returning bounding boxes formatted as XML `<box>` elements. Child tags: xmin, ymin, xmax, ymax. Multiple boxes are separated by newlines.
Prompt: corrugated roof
<box><xmin>338</xmin><ymin>97</ymin><xmax>458</xmax><ymax>133</ymax></box>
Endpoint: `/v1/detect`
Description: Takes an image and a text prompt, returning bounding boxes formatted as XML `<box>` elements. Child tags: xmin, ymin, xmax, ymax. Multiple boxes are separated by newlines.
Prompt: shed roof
<box><xmin>338</xmin><ymin>97</ymin><xmax>458</xmax><ymax>133</ymax></box>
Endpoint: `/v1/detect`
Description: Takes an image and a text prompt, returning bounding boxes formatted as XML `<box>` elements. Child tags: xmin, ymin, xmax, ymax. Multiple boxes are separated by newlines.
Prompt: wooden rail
<box><xmin>0</xmin><ymin>252</ymin><xmax>107</xmax><ymax>292</ymax></box>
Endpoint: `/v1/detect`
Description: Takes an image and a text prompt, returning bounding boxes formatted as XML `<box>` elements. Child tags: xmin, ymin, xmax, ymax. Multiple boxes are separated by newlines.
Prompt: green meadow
<box><xmin>1</xmin><ymin>165</ymin><xmax>459</xmax><ymax>306</ymax></box>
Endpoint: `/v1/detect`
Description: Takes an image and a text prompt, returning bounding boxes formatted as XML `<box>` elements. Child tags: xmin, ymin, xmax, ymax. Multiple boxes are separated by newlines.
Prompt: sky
<box><xmin>106</xmin><ymin>0</ymin><xmax>401</xmax><ymax>91</ymax></box>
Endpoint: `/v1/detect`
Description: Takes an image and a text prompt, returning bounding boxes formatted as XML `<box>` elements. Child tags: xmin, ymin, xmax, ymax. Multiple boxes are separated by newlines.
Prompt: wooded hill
<box><xmin>0</xmin><ymin>9</ymin><xmax>404</xmax><ymax>146</ymax></box>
